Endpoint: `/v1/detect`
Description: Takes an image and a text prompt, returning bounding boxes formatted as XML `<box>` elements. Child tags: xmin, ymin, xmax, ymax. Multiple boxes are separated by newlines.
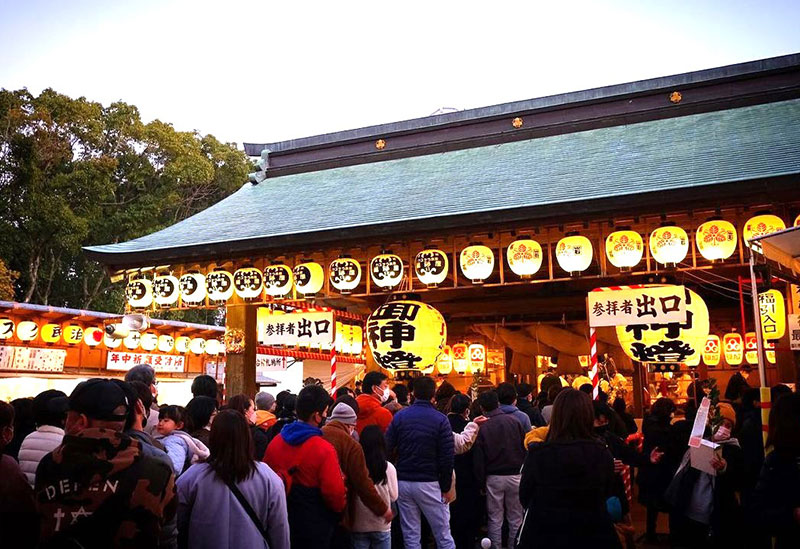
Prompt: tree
<box><xmin>0</xmin><ymin>259</ymin><xmax>18</xmax><ymax>300</ymax></box>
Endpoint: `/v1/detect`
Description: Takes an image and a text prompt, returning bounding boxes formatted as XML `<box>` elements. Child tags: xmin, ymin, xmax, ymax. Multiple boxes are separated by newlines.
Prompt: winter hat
<box><xmin>717</xmin><ymin>402</ymin><xmax>736</xmax><ymax>427</ymax></box>
<box><xmin>329</xmin><ymin>402</ymin><xmax>357</xmax><ymax>426</ymax></box>
<box><xmin>255</xmin><ymin>391</ymin><xmax>275</xmax><ymax>411</ymax></box>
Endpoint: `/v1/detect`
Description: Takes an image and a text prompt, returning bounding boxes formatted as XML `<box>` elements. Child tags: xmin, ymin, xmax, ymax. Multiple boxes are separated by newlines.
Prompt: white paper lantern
<box><xmin>189</xmin><ymin>337</ymin><xmax>206</xmax><ymax>354</ymax></box>
<box><xmin>460</xmin><ymin>244</ymin><xmax>494</xmax><ymax>283</ymax></box>
<box><xmin>605</xmin><ymin>229</ymin><xmax>644</xmax><ymax>270</ymax></box>
<box><xmin>696</xmin><ymin>220</ymin><xmax>737</xmax><ymax>262</ymax></box>
<box><xmin>104</xmin><ymin>332</ymin><xmax>122</xmax><ymax>349</ymax></box>
<box><xmin>175</xmin><ymin>336</ymin><xmax>191</xmax><ymax>353</ymax></box>
<box><xmin>330</xmin><ymin>257</ymin><xmax>361</xmax><ymax>294</ymax></box>
<box><xmin>414</xmin><ymin>247</ymin><xmax>449</xmax><ymax>288</ymax></box>
<box><xmin>649</xmin><ymin>226</ymin><xmax>689</xmax><ymax>267</ymax></box>
<box><xmin>123</xmin><ymin>331</ymin><xmax>141</xmax><ymax>350</ymax></box>
<box><xmin>180</xmin><ymin>272</ymin><xmax>207</xmax><ymax>305</ymax></box>
<box><xmin>126</xmin><ymin>277</ymin><xmax>153</xmax><ymax>309</ymax></box>
<box><xmin>0</xmin><ymin>318</ymin><xmax>14</xmax><ymax>340</ymax></box>
<box><xmin>370</xmin><ymin>252</ymin><xmax>404</xmax><ymax>290</ymax></box>
<box><xmin>206</xmin><ymin>269</ymin><xmax>234</xmax><ymax>303</ymax></box>
<box><xmin>205</xmin><ymin>339</ymin><xmax>222</xmax><ymax>355</ymax></box>
<box><xmin>17</xmin><ymin>320</ymin><xmax>39</xmax><ymax>341</ymax></box>
<box><xmin>158</xmin><ymin>335</ymin><xmax>175</xmax><ymax>353</ymax></box>
<box><xmin>507</xmin><ymin>237</ymin><xmax>543</xmax><ymax>278</ymax></box>
<box><xmin>293</xmin><ymin>261</ymin><xmax>324</xmax><ymax>297</ymax></box>
<box><xmin>264</xmin><ymin>264</ymin><xmax>293</xmax><ymax>298</ymax></box>
<box><xmin>153</xmin><ymin>274</ymin><xmax>180</xmax><ymax>308</ymax></box>
<box><xmin>555</xmin><ymin>234</ymin><xmax>593</xmax><ymax>275</ymax></box>
<box><xmin>233</xmin><ymin>266</ymin><xmax>264</xmax><ymax>300</ymax></box>
<box><xmin>139</xmin><ymin>332</ymin><xmax>158</xmax><ymax>351</ymax></box>
<box><xmin>743</xmin><ymin>214</ymin><xmax>786</xmax><ymax>249</ymax></box>
<box><xmin>83</xmin><ymin>327</ymin><xmax>104</xmax><ymax>347</ymax></box>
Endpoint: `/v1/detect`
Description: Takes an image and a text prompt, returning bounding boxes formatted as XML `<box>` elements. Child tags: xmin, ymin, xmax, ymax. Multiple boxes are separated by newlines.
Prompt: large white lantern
<box><xmin>153</xmin><ymin>274</ymin><xmax>180</xmax><ymax>308</ymax></box>
<box><xmin>293</xmin><ymin>261</ymin><xmax>324</xmax><ymax>297</ymax></box>
<box><xmin>180</xmin><ymin>272</ymin><xmax>207</xmax><ymax>305</ymax></box>
<box><xmin>366</xmin><ymin>298</ymin><xmax>446</xmax><ymax>370</ymax></box>
<box><xmin>205</xmin><ymin>339</ymin><xmax>222</xmax><ymax>355</ymax></box>
<box><xmin>140</xmin><ymin>332</ymin><xmax>158</xmax><ymax>352</ymax></box>
<box><xmin>696</xmin><ymin>220</ymin><xmax>737</xmax><ymax>262</ymax></box>
<box><xmin>126</xmin><ymin>277</ymin><xmax>153</xmax><ymax>310</ymax></box>
<box><xmin>233</xmin><ymin>266</ymin><xmax>264</xmax><ymax>301</ymax></box>
<box><xmin>158</xmin><ymin>335</ymin><xmax>175</xmax><ymax>353</ymax></box>
<box><xmin>0</xmin><ymin>318</ymin><xmax>14</xmax><ymax>340</ymax></box>
<box><xmin>123</xmin><ymin>331</ymin><xmax>141</xmax><ymax>350</ymax></box>
<box><xmin>415</xmin><ymin>247</ymin><xmax>449</xmax><ymax>288</ymax></box>
<box><xmin>264</xmin><ymin>264</ymin><xmax>293</xmax><ymax>298</ymax></box>
<box><xmin>605</xmin><ymin>229</ymin><xmax>644</xmax><ymax>271</ymax></box>
<box><xmin>743</xmin><ymin>214</ymin><xmax>785</xmax><ymax>249</ymax></box>
<box><xmin>206</xmin><ymin>269</ymin><xmax>234</xmax><ymax>303</ymax></box>
<box><xmin>189</xmin><ymin>337</ymin><xmax>206</xmax><ymax>354</ymax></box>
<box><xmin>555</xmin><ymin>234</ymin><xmax>593</xmax><ymax>275</ymax></box>
<box><xmin>370</xmin><ymin>251</ymin><xmax>404</xmax><ymax>290</ymax></box>
<box><xmin>175</xmin><ymin>336</ymin><xmax>191</xmax><ymax>353</ymax></box>
<box><xmin>507</xmin><ymin>237</ymin><xmax>543</xmax><ymax>278</ymax></box>
<box><xmin>649</xmin><ymin>226</ymin><xmax>689</xmax><ymax>267</ymax></box>
<box><xmin>330</xmin><ymin>256</ymin><xmax>361</xmax><ymax>294</ymax></box>
<box><xmin>460</xmin><ymin>243</ymin><xmax>494</xmax><ymax>284</ymax></box>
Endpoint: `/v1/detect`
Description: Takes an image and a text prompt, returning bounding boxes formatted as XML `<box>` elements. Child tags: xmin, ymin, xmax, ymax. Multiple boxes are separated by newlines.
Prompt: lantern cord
<box><xmin>680</xmin><ymin>271</ymin><xmax>749</xmax><ymax>303</ymax></box>
<box><xmin>681</xmin><ymin>270</ymin><xmax>748</xmax><ymax>298</ymax></box>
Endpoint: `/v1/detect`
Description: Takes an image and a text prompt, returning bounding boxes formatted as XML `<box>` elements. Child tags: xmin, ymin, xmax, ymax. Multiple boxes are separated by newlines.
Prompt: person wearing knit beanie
<box><xmin>329</xmin><ymin>402</ymin><xmax>358</xmax><ymax>426</ymax></box>
<box><xmin>717</xmin><ymin>402</ymin><xmax>737</xmax><ymax>428</ymax></box>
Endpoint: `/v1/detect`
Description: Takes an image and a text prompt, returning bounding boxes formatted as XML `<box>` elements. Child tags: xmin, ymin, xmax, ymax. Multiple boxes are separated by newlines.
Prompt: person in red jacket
<box><xmin>264</xmin><ymin>384</ymin><xmax>346</xmax><ymax>547</ymax></box>
<box><xmin>356</xmin><ymin>371</ymin><xmax>394</xmax><ymax>435</ymax></box>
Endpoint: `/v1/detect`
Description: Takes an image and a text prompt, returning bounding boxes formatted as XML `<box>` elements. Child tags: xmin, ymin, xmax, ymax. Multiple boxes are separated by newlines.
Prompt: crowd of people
<box><xmin>0</xmin><ymin>364</ymin><xmax>799</xmax><ymax>548</ymax></box>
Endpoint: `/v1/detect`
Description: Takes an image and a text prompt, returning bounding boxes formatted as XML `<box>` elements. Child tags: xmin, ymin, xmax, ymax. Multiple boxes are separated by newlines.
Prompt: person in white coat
<box><xmin>17</xmin><ymin>389</ymin><xmax>68</xmax><ymax>487</ymax></box>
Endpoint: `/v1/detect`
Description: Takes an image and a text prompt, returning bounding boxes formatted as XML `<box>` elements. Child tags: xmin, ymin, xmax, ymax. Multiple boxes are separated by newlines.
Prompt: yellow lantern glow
<box><xmin>578</xmin><ymin>355</ymin><xmax>590</xmax><ymax>368</ymax></box>
<box><xmin>158</xmin><ymin>335</ymin><xmax>175</xmax><ymax>353</ymax></box>
<box><xmin>370</xmin><ymin>251</ymin><xmax>404</xmax><ymax>290</ymax></box>
<box><xmin>507</xmin><ymin>237</ymin><xmax>543</xmax><ymax>278</ymax></box>
<box><xmin>572</xmin><ymin>375</ymin><xmax>593</xmax><ymax>390</ymax></box>
<box><xmin>189</xmin><ymin>338</ymin><xmax>206</xmax><ymax>354</ymax></box>
<box><xmin>233</xmin><ymin>266</ymin><xmax>264</xmax><ymax>300</ymax></box>
<box><xmin>153</xmin><ymin>274</ymin><xmax>180</xmax><ymax>308</ymax></box>
<box><xmin>83</xmin><ymin>327</ymin><xmax>104</xmax><ymax>347</ymax></box>
<box><xmin>140</xmin><ymin>332</ymin><xmax>158</xmax><ymax>352</ymax></box>
<box><xmin>63</xmin><ymin>325</ymin><xmax>84</xmax><ymax>345</ymax></box>
<box><xmin>17</xmin><ymin>320</ymin><xmax>39</xmax><ymax>341</ymax></box>
<box><xmin>702</xmin><ymin>335</ymin><xmax>721</xmax><ymax>366</ymax></box>
<box><xmin>452</xmin><ymin>343</ymin><xmax>469</xmax><ymax>374</ymax></box>
<box><xmin>123</xmin><ymin>330</ymin><xmax>141</xmax><ymax>350</ymax></box>
<box><xmin>180</xmin><ymin>272</ymin><xmax>207</xmax><ymax>305</ymax></box>
<box><xmin>649</xmin><ymin>226</ymin><xmax>688</xmax><ymax>267</ymax></box>
<box><xmin>421</xmin><ymin>363</ymin><xmax>435</xmax><ymax>375</ymax></box>
<box><xmin>723</xmin><ymin>332</ymin><xmax>743</xmax><ymax>366</ymax></box>
<box><xmin>468</xmin><ymin>343</ymin><xmax>486</xmax><ymax>374</ymax></box>
<box><xmin>41</xmin><ymin>324</ymin><xmax>62</xmax><ymax>344</ymax></box>
<box><xmin>745</xmin><ymin>332</ymin><xmax>758</xmax><ymax>365</ymax></box>
<box><xmin>616</xmin><ymin>287</ymin><xmax>709</xmax><ymax>363</ymax></box>
<box><xmin>352</xmin><ymin>325</ymin><xmax>363</xmax><ymax>355</ymax></box>
<box><xmin>104</xmin><ymin>332</ymin><xmax>122</xmax><ymax>349</ymax></box>
<box><xmin>293</xmin><ymin>261</ymin><xmax>324</xmax><ymax>297</ymax></box>
<box><xmin>795</xmin><ymin>214</ymin><xmax>800</xmax><ymax>227</ymax></box>
<box><xmin>126</xmin><ymin>277</ymin><xmax>153</xmax><ymax>309</ymax></box>
<box><xmin>759</xmin><ymin>289</ymin><xmax>786</xmax><ymax>340</ymax></box>
<box><xmin>330</xmin><ymin>257</ymin><xmax>361</xmax><ymax>294</ymax></box>
<box><xmin>0</xmin><ymin>318</ymin><xmax>14</xmax><ymax>340</ymax></box>
<box><xmin>766</xmin><ymin>340</ymin><xmax>776</xmax><ymax>364</ymax></box>
<box><xmin>437</xmin><ymin>345</ymin><xmax>453</xmax><ymax>375</ymax></box>
<box><xmin>685</xmin><ymin>351</ymin><xmax>701</xmax><ymax>367</ymax></box>
<box><xmin>555</xmin><ymin>234</ymin><xmax>593</xmax><ymax>275</ymax></box>
<box><xmin>175</xmin><ymin>336</ymin><xmax>191</xmax><ymax>354</ymax></box>
<box><xmin>206</xmin><ymin>269</ymin><xmax>234</xmax><ymax>303</ymax></box>
<box><xmin>696</xmin><ymin>220</ymin><xmax>737</xmax><ymax>262</ymax></box>
<box><xmin>366</xmin><ymin>299</ymin><xmax>446</xmax><ymax>370</ymax></box>
<box><xmin>205</xmin><ymin>339</ymin><xmax>222</xmax><ymax>355</ymax></box>
<box><xmin>743</xmin><ymin>214</ymin><xmax>785</xmax><ymax>249</ymax></box>
<box><xmin>605</xmin><ymin>229</ymin><xmax>644</xmax><ymax>270</ymax></box>
<box><xmin>415</xmin><ymin>248</ymin><xmax>449</xmax><ymax>288</ymax></box>
<box><xmin>460</xmin><ymin>243</ymin><xmax>495</xmax><ymax>283</ymax></box>
<box><xmin>264</xmin><ymin>264</ymin><xmax>293</xmax><ymax>298</ymax></box>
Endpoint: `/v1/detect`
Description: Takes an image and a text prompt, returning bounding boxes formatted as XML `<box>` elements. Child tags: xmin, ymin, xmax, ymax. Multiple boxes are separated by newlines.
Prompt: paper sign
<box><xmin>588</xmin><ymin>286</ymin><xmax>688</xmax><ymax>327</ymax></box>
<box><xmin>689</xmin><ymin>397</ymin><xmax>711</xmax><ymax>448</ymax></box>
<box><xmin>107</xmin><ymin>352</ymin><xmax>185</xmax><ymax>373</ymax></box>
<box><xmin>257</xmin><ymin>309</ymin><xmax>334</xmax><ymax>348</ymax></box>
<box><xmin>789</xmin><ymin>314</ymin><xmax>800</xmax><ymax>351</ymax></box>
<box><xmin>690</xmin><ymin>439</ymin><xmax>720</xmax><ymax>476</ymax></box>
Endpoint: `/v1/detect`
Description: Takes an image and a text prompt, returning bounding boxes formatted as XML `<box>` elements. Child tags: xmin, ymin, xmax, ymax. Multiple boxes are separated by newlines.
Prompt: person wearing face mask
<box><xmin>356</xmin><ymin>371</ymin><xmax>395</xmax><ymax>435</ymax></box>
<box><xmin>323</xmin><ymin>403</ymin><xmax>393</xmax><ymax>548</ymax></box>
<box><xmin>263</xmin><ymin>385</ymin><xmax>346</xmax><ymax>548</ymax></box>
<box><xmin>228</xmin><ymin>394</ymin><xmax>269</xmax><ymax>461</ymax></box>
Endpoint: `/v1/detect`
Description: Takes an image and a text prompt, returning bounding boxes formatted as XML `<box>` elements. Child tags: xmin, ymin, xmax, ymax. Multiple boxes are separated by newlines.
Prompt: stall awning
<box><xmin>750</xmin><ymin>225</ymin><xmax>800</xmax><ymax>279</ymax></box>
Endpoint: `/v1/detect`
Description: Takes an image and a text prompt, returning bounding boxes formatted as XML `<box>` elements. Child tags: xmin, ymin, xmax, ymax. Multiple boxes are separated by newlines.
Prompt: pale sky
<box><xmin>1</xmin><ymin>0</ymin><xmax>799</xmax><ymax>148</ymax></box>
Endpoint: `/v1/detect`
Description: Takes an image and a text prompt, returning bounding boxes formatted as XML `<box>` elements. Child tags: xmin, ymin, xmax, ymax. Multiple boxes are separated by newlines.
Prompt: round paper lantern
<box><xmin>744</xmin><ymin>332</ymin><xmax>758</xmax><ymax>365</ymax></box>
<box><xmin>0</xmin><ymin>318</ymin><xmax>14</xmax><ymax>340</ymax></box>
<box><xmin>759</xmin><ymin>289</ymin><xmax>786</xmax><ymax>340</ymax></box>
<box><xmin>206</xmin><ymin>269</ymin><xmax>234</xmax><ymax>303</ymax></box>
<box><xmin>460</xmin><ymin>243</ymin><xmax>494</xmax><ymax>283</ymax></box>
<box><xmin>83</xmin><ymin>327</ymin><xmax>103</xmax><ymax>347</ymax></box>
<box><xmin>233</xmin><ymin>266</ymin><xmax>264</xmax><ymax>300</ymax></box>
<box><xmin>702</xmin><ymin>335</ymin><xmax>721</xmax><ymax>366</ymax></box>
<box><xmin>507</xmin><ymin>237</ymin><xmax>543</xmax><ymax>278</ymax></box>
<box><xmin>743</xmin><ymin>214</ymin><xmax>785</xmax><ymax>248</ymax></box>
<box><xmin>293</xmin><ymin>261</ymin><xmax>324</xmax><ymax>297</ymax></box>
<box><xmin>175</xmin><ymin>336</ymin><xmax>191</xmax><ymax>354</ymax></box>
<box><xmin>437</xmin><ymin>345</ymin><xmax>453</xmax><ymax>375</ymax></box>
<box><xmin>330</xmin><ymin>257</ymin><xmax>361</xmax><ymax>294</ymax></box>
<box><xmin>153</xmin><ymin>274</ymin><xmax>180</xmax><ymax>308</ymax></box>
<box><xmin>104</xmin><ymin>332</ymin><xmax>122</xmax><ymax>349</ymax></box>
<box><xmin>370</xmin><ymin>251</ymin><xmax>404</xmax><ymax>290</ymax></box>
<box><xmin>468</xmin><ymin>343</ymin><xmax>486</xmax><ymax>374</ymax></box>
<box><xmin>189</xmin><ymin>337</ymin><xmax>206</xmax><ymax>354</ymax></box>
<box><xmin>696</xmin><ymin>220</ymin><xmax>737</xmax><ymax>262</ymax></box>
<box><xmin>723</xmin><ymin>332</ymin><xmax>743</xmax><ymax>366</ymax></box>
<box><xmin>649</xmin><ymin>226</ymin><xmax>688</xmax><ymax>267</ymax></box>
<box><xmin>452</xmin><ymin>343</ymin><xmax>469</xmax><ymax>374</ymax></box>
<box><xmin>555</xmin><ymin>234</ymin><xmax>593</xmax><ymax>275</ymax></box>
<box><xmin>63</xmin><ymin>325</ymin><xmax>84</xmax><ymax>345</ymax></box>
<box><xmin>41</xmin><ymin>324</ymin><xmax>62</xmax><ymax>344</ymax></box>
<box><xmin>123</xmin><ymin>331</ymin><xmax>141</xmax><ymax>350</ymax></box>
<box><xmin>605</xmin><ymin>229</ymin><xmax>643</xmax><ymax>270</ymax></box>
<box><xmin>366</xmin><ymin>299</ymin><xmax>446</xmax><ymax>370</ymax></box>
<box><xmin>263</xmin><ymin>264</ymin><xmax>293</xmax><ymax>298</ymax></box>
<box><xmin>766</xmin><ymin>340</ymin><xmax>776</xmax><ymax>364</ymax></box>
<box><xmin>140</xmin><ymin>332</ymin><xmax>158</xmax><ymax>352</ymax></box>
<box><xmin>616</xmin><ymin>286</ymin><xmax>709</xmax><ymax>363</ymax></box>
<box><xmin>158</xmin><ymin>335</ymin><xmax>175</xmax><ymax>353</ymax></box>
<box><xmin>180</xmin><ymin>272</ymin><xmax>207</xmax><ymax>305</ymax></box>
<box><xmin>415</xmin><ymin>248</ymin><xmax>449</xmax><ymax>288</ymax></box>
<box><xmin>126</xmin><ymin>277</ymin><xmax>153</xmax><ymax>309</ymax></box>
<box><xmin>205</xmin><ymin>339</ymin><xmax>222</xmax><ymax>355</ymax></box>
<box><xmin>17</xmin><ymin>320</ymin><xmax>39</xmax><ymax>341</ymax></box>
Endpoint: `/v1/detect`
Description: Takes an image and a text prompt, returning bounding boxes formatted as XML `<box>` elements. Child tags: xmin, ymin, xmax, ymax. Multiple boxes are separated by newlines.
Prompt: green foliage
<box><xmin>0</xmin><ymin>87</ymin><xmax>253</xmax><ymax>316</ymax></box>
<box><xmin>0</xmin><ymin>259</ymin><xmax>19</xmax><ymax>300</ymax></box>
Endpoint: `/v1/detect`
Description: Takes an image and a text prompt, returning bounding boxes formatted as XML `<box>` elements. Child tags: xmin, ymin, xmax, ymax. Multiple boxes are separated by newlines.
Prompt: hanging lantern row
<box><xmin>440</xmin><ymin>342</ymin><xmax>486</xmax><ymax>375</ymax></box>
<box><xmin>704</xmin><ymin>332</ymin><xmax>776</xmax><ymax>367</ymax></box>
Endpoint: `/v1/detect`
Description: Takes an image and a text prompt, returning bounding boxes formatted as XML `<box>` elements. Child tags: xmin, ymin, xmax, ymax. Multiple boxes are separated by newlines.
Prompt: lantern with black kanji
<box><xmin>153</xmin><ymin>274</ymin><xmax>180</xmax><ymax>308</ymax></box>
<box><xmin>140</xmin><ymin>332</ymin><xmax>158</xmax><ymax>352</ymax></box>
<box><xmin>330</xmin><ymin>256</ymin><xmax>361</xmax><ymax>294</ymax></box>
<box><xmin>370</xmin><ymin>251</ymin><xmax>404</xmax><ymax>290</ymax></box>
<box><xmin>507</xmin><ymin>237</ymin><xmax>543</xmax><ymax>278</ymax></box>
<box><xmin>175</xmin><ymin>336</ymin><xmax>190</xmax><ymax>353</ymax></box>
<box><xmin>555</xmin><ymin>234</ymin><xmax>593</xmax><ymax>275</ymax></box>
<box><xmin>189</xmin><ymin>338</ymin><xmax>206</xmax><ymax>354</ymax></box>
<box><xmin>745</xmin><ymin>332</ymin><xmax>758</xmax><ymax>365</ymax></box>
<box><xmin>696</xmin><ymin>220</ymin><xmax>737</xmax><ymax>262</ymax></box>
<box><xmin>743</xmin><ymin>214</ymin><xmax>785</xmax><ymax>248</ymax></box>
<box><xmin>180</xmin><ymin>272</ymin><xmax>207</xmax><ymax>305</ymax></box>
<box><xmin>63</xmin><ymin>325</ymin><xmax>84</xmax><ymax>345</ymax></box>
<box><xmin>415</xmin><ymin>247</ymin><xmax>449</xmax><ymax>288</ymax></box>
<box><xmin>206</xmin><ymin>269</ymin><xmax>234</xmax><ymax>304</ymax></box>
<box><xmin>126</xmin><ymin>276</ymin><xmax>153</xmax><ymax>310</ymax></box>
<box><xmin>366</xmin><ymin>297</ymin><xmax>446</xmax><ymax>371</ymax></box>
<box><xmin>293</xmin><ymin>261</ymin><xmax>324</xmax><ymax>297</ymax></box>
<box><xmin>41</xmin><ymin>324</ymin><xmax>62</xmax><ymax>344</ymax></box>
<box><xmin>649</xmin><ymin>226</ymin><xmax>688</xmax><ymax>267</ymax></box>
<box><xmin>723</xmin><ymin>332</ymin><xmax>743</xmax><ymax>366</ymax></box>
<box><xmin>234</xmin><ymin>265</ymin><xmax>264</xmax><ymax>301</ymax></box>
<box><xmin>264</xmin><ymin>264</ymin><xmax>293</xmax><ymax>298</ymax></box>
<box><xmin>460</xmin><ymin>243</ymin><xmax>494</xmax><ymax>284</ymax></box>
<box><xmin>605</xmin><ymin>229</ymin><xmax>643</xmax><ymax>271</ymax></box>
<box><xmin>0</xmin><ymin>318</ymin><xmax>14</xmax><ymax>340</ymax></box>
<box><xmin>158</xmin><ymin>335</ymin><xmax>175</xmax><ymax>353</ymax></box>
<box><xmin>759</xmin><ymin>289</ymin><xmax>786</xmax><ymax>340</ymax></box>
<box><xmin>17</xmin><ymin>320</ymin><xmax>39</xmax><ymax>341</ymax></box>
<box><xmin>123</xmin><ymin>331</ymin><xmax>141</xmax><ymax>350</ymax></box>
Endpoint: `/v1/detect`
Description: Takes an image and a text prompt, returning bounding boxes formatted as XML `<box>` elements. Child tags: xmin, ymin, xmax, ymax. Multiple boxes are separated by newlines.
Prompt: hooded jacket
<box><xmin>356</xmin><ymin>393</ymin><xmax>393</xmax><ymax>434</ymax></box>
<box><xmin>517</xmin><ymin>398</ymin><xmax>547</xmax><ymax>428</ymax></box>
<box><xmin>156</xmin><ymin>430</ymin><xmax>210</xmax><ymax>476</ymax></box>
<box><xmin>18</xmin><ymin>425</ymin><xmax>64</xmax><ymax>487</ymax></box>
<box><xmin>254</xmin><ymin>409</ymin><xmax>277</xmax><ymax>431</ymax></box>
<box><xmin>500</xmin><ymin>404</ymin><xmax>532</xmax><ymax>433</ymax></box>
<box><xmin>473</xmin><ymin>408</ymin><xmax>526</xmax><ymax>486</ymax></box>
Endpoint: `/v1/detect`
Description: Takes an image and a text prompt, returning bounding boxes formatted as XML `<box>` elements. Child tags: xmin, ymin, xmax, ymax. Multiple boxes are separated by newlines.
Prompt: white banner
<box><xmin>0</xmin><ymin>346</ymin><xmax>66</xmax><ymax>372</ymax></box>
<box><xmin>588</xmin><ymin>286</ymin><xmax>688</xmax><ymax>327</ymax></box>
<box><xmin>107</xmin><ymin>352</ymin><xmax>185</xmax><ymax>373</ymax></box>
<box><xmin>257</xmin><ymin>310</ymin><xmax>334</xmax><ymax>348</ymax></box>
<box><xmin>789</xmin><ymin>314</ymin><xmax>800</xmax><ymax>351</ymax></box>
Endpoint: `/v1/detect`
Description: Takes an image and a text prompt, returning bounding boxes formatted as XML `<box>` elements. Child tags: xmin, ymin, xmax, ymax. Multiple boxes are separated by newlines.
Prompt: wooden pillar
<box><xmin>225</xmin><ymin>303</ymin><xmax>258</xmax><ymax>398</ymax></box>
<box><xmin>633</xmin><ymin>361</ymin><xmax>645</xmax><ymax>417</ymax></box>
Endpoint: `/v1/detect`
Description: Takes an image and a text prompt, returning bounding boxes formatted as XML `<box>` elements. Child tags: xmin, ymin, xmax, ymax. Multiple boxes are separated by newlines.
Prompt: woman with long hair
<box><xmin>351</xmin><ymin>425</ymin><xmax>397</xmax><ymax>549</ymax></box>
<box><xmin>517</xmin><ymin>389</ymin><xmax>620</xmax><ymax>548</ymax></box>
<box><xmin>184</xmin><ymin>396</ymin><xmax>217</xmax><ymax>447</ymax></box>
<box><xmin>176</xmin><ymin>409</ymin><xmax>289</xmax><ymax>549</ymax></box>
<box><xmin>228</xmin><ymin>394</ymin><xmax>270</xmax><ymax>461</ymax></box>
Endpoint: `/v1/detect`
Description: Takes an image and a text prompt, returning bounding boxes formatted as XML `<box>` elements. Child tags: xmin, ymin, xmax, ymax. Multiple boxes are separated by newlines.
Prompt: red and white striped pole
<box><xmin>330</xmin><ymin>349</ymin><xmax>337</xmax><ymax>395</ymax></box>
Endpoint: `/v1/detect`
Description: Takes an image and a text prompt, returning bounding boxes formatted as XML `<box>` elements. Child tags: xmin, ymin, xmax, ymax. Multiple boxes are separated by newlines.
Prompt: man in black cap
<box><xmin>34</xmin><ymin>378</ymin><xmax>176</xmax><ymax>548</ymax></box>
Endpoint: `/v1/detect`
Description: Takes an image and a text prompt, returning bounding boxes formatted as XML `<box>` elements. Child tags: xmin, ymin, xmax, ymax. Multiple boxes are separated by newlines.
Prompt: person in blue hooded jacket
<box><xmin>497</xmin><ymin>382</ymin><xmax>532</xmax><ymax>433</ymax></box>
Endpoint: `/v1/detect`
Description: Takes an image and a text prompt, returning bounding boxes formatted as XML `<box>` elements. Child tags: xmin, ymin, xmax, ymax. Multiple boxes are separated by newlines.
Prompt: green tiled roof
<box><xmin>86</xmin><ymin>99</ymin><xmax>800</xmax><ymax>264</ymax></box>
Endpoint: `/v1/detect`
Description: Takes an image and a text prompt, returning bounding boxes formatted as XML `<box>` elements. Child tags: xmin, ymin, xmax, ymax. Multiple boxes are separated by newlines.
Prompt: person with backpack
<box><xmin>176</xmin><ymin>409</ymin><xmax>289</xmax><ymax>549</ymax></box>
